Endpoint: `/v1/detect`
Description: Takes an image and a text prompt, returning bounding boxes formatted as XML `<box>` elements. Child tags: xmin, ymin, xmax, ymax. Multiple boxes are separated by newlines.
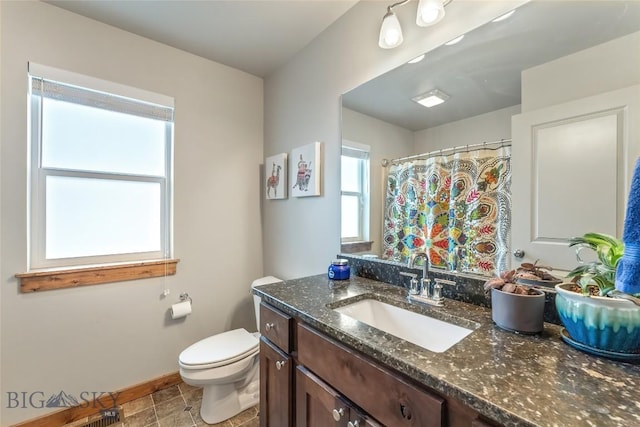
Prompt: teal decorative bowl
<box><xmin>555</xmin><ymin>283</ymin><xmax>640</xmax><ymax>354</ymax></box>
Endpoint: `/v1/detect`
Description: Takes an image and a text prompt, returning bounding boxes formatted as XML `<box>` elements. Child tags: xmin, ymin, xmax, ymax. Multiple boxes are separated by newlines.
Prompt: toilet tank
<box><xmin>251</xmin><ymin>276</ymin><xmax>282</xmax><ymax>331</ymax></box>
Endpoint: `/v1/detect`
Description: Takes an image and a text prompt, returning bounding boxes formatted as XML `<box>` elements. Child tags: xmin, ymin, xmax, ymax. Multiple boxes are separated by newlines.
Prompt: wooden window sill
<box><xmin>16</xmin><ymin>259</ymin><xmax>179</xmax><ymax>293</ymax></box>
<box><xmin>340</xmin><ymin>241</ymin><xmax>374</xmax><ymax>254</ymax></box>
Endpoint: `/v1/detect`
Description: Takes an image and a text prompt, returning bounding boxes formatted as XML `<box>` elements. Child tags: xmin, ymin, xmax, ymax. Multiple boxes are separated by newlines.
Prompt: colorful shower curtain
<box><xmin>382</xmin><ymin>146</ymin><xmax>511</xmax><ymax>275</ymax></box>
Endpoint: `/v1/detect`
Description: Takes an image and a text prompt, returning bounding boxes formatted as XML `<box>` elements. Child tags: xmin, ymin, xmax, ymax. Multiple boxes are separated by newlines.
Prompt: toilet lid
<box><xmin>179</xmin><ymin>328</ymin><xmax>259</xmax><ymax>368</ymax></box>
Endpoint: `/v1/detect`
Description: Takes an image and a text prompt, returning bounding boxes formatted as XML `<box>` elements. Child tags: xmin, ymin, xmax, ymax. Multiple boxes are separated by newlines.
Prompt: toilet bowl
<box><xmin>178</xmin><ymin>276</ymin><xmax>282</xmax><ymax>424</ymax></box>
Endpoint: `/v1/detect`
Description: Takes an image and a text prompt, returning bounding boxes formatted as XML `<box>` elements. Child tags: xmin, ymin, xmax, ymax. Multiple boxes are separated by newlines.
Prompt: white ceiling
<box><xmin>46</xmin><ymin>0</ymin><xmax>358</xmax><ymax>77</ymax></box>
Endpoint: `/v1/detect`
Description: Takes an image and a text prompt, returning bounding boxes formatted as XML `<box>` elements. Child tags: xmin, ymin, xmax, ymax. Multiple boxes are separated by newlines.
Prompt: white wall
<box><xmin>522</xmin><ymin>31</ymin><xmax>640</xmax><ymax>112</ymax></box>
<box><xmin>0</xmin><ymin>2</ymin><xmax>263</xmax><ymax>425</ymax></box>
<box><xmin>0</xmin><ymin>2</ymin><xmax>3</xmax><ymax>424</ymax></box>
<box><xmin>414</xmin><ymin>105</ymin><xmax>521</xmax><ymax>153</ymax></box>
<box><xmin>342</xmin><ymin>107</ymin><xmax>414</xmax><ymax>256</ymax></box>
<box><xmin>263</xmin><ymin>0</ymin><xmax>527</xmax><ymax>279</ymax></box>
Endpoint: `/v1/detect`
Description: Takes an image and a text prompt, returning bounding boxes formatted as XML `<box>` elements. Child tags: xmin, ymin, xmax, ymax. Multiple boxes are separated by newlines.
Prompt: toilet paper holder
<box><xmin>179</xmin><ymin>292</ymin><xmax>192</xmax><ymax>304</ymax></box>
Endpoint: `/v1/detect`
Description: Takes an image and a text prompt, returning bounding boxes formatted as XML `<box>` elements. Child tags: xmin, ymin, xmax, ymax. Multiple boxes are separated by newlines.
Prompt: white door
<box><xmin>511</xmin><ymin>85</ymin><xmax>640</xmax><ymax>272</ymax></box>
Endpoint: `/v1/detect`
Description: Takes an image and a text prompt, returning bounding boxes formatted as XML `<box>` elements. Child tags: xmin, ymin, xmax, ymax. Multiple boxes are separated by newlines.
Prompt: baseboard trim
<box><xmin>11</xmin><ymin>371</ymin><xmax>182</xmax><ymax>427</ymax></box>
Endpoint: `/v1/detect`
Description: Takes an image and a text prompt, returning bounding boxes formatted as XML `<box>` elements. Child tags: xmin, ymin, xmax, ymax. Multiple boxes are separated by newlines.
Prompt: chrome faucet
<box><xmin>407</xmin><ymin>252</ymin><xmax>454</xmax><ymax>307</ymax></box>
<box><xmin>408</xmin><ymin>252</ymin><xmax>430</xmax><ymax>298</ymax></box>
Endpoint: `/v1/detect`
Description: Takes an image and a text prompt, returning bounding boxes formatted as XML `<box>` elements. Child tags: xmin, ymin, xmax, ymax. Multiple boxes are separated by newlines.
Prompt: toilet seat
<box><xmin>179</xmin><ymin>328</ymin><xmax>259</xmax><ymax>370</ymax></box>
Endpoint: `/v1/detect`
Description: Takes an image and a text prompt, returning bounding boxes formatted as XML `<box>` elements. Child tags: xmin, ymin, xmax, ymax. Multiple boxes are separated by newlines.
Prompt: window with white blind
<box><xmin>28</xmin><ymin>64</ymin><xmax>174</xmax><ymax>269</ymax></box>
<box><xmin>341</xmin><ymin>144</ymin><xmax>370</xmax><ymax>243</ymax></box>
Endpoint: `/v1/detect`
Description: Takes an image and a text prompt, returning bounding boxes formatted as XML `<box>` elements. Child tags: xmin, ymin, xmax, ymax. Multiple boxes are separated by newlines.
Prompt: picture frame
<box><xmin>291</xmin><ymin>142</ymin><xmax>322</xmax><ymax>197</ymax></box>
<box><xmin>265</xmin><ymin>153</ymin><xmax>288</xmax><ymax>200</ymax></box>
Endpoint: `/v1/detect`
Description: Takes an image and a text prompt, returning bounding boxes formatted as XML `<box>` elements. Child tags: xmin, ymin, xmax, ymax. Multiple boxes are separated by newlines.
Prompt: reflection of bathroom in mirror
<box><xmin>341</xmin><ymin>0</ymin><xmax>640</xmax><ymax>276</ymax></box>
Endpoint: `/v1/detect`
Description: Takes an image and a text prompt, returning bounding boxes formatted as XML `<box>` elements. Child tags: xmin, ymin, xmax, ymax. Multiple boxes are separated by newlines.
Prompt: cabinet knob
<box><xmin>275</xmin><ymin>360</ymin><xmax>286</xmax><ymax>370</ymax></box>
<box><xmin>265</xmin><ymin>322</ymin><xmax>275</xmax><ymax>331</ymax></box>
<box><xmin>348</xmin><ymin>421</ymin><xmax>360</xmax><ymax>427</ymax></box>
<box><xmin>513</xmin><ymin>249</ymin><xmax>525</xmax><ymax>259</ymax></box>
<box><xmin>332</xmin><ymin>408</ymin><xmax>344</xmax><ymax>421</ymax></box>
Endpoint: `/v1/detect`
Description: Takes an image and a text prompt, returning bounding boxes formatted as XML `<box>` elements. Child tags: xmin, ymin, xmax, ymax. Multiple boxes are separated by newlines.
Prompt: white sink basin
<box><xmin>334</xmin><ymin>298</ymin><xmax>474</xmax><ymax>353</ymax></box>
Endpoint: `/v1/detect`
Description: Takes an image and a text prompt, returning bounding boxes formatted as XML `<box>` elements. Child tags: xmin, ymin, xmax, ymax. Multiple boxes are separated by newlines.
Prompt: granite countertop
<box><xmin>253</xmin><ymin>274</ymin><xmax>640</xmax><ymax>427</ymax></box>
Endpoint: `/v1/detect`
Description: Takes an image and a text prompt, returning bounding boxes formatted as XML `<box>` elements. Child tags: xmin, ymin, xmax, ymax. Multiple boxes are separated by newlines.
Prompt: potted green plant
<box><xmin>484</xmin><ymin>263</ymin><xmax>554</xmax><ymax>334</ymax></box>
<box><xmin>555</xmin><ymin>232</ymin><xmax>640</xmax><ymax>356</ymax></box>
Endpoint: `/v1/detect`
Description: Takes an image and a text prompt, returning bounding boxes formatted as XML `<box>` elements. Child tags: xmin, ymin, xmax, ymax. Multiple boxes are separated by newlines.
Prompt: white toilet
<box><xmin>178</xmin><ymin>276</ymin><xmax>282</xmax><ymax>424</ymax></box>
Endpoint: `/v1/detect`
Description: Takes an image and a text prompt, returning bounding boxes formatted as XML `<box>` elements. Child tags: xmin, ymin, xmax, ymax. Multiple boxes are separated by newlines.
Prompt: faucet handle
<box><xmin>432</xmin><ymin>282</ymin><xmax>444</xmax><ymax>303</ymax></box>
<box><xmin>399</xmin><ymin>271</ymin><xmax>418</xmax><ymax>279</ymax></box>
<box><xmin>409</xmin><ymin>278</ymin><xmax>421</xmax><ymax>295</ymax></box>
<box><xmin>434</xmin><ymin>278</ymin><xmax>456</xmax><ymax>287</ymax></box>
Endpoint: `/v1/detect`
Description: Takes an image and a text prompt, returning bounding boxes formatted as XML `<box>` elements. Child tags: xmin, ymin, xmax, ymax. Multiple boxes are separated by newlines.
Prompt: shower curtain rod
<box><xmin>383</xmin><ymin>138</ymin><xmax>512</xmax><ymax>166</ymax></box>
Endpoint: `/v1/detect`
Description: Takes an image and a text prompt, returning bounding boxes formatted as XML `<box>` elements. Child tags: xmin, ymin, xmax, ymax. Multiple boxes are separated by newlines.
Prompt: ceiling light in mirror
<box><xmin>407</xmin><ymin>54</ymin><xmax>426</xmax><ymax>64</ymax></box>
<box><xmin>416</xmin><ymin>0</ymin><xmax>446</xmax><ymax>27</ymax></box>
<box><xmin>444</xmin><ymin>34</ymin><xmax>464</xmax><ymax>45</ymax></box>
<box><xmin>412</xmin><ymin>89</ymin><xmax>450</xmax><ymax>108</ymax></box>
<box><xmin>379</xmin><ymin>10</ymin><xmax>404</xmax><ymax>49</ymax></box>
<box><xmin>492</xmin><ymin>9</ymin><xmax>516</xmax><ymax>23</ymax></box>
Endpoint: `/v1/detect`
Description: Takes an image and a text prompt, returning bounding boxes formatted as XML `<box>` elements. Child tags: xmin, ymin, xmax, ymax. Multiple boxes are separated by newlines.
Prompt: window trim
<box><xmin>16</xmin><ymin>259</ymin><xmax>179</xmax><ymax>293</ymax></box>
<box><xmin>27</xmin><ymin>64</ymin><xmax>174</xmax><ymax>270</ymax></box>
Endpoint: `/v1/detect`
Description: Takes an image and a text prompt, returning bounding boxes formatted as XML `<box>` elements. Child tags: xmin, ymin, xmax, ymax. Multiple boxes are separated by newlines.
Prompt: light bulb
<box><xmin>416</xmin><ymin>0</ymin><xmax>445</xmax><ymax>27</ymax></box>
<box><xmin>379</xmin><ymin>11</ymin><xmax>404</xmax><ymax>49</ymax></box>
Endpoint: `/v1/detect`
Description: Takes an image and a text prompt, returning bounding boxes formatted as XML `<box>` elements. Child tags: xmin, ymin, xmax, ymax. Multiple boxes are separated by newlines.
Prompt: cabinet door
<box><xmin>296</xmin><ymin>365</ymin><xmax>362</xmax><ymax>427</ymax></box>
<box><xmin>260</xmin><ymin>337</ymin><xmax>292</xmax><ymax>427</ymax></box>
<box><xmin>511</xmin><ymin>85</ymin><xmax>640</xmax><ymax>270</ymax></box>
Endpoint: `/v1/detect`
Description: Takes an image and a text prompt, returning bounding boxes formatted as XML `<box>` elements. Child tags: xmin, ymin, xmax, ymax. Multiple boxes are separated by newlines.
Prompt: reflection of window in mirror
<box><xmin>341</xmin><ymin>142</ymin><xmax>371</xmax><ymax>253</ymax></box>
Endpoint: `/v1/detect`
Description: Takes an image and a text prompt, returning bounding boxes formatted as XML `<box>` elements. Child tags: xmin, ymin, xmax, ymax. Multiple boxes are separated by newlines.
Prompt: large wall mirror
<box><xmin>341</xmin><ymin>0</ymin><xmax>640</xmax><ymax>276</ymax></box>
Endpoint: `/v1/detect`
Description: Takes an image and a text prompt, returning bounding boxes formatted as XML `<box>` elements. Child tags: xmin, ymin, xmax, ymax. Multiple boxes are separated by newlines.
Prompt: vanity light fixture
<box><xmin>416</xmin><ymin>0</ymin><xmax>446</xmax><ymax>27</ymax></box>
<box><xmin>379</xmin><ymin>0</ymin><xmax>453</xmax><ymax>49</ymax></box>
<box><xmin>379</xmin><ymin>5</ymin><xmax>405</xmax><ymax>49</ymax></box>
<box><xmin>412</xmin><ymin>89</ymin><xmax>450</xmax><ymax>108</ymax></box>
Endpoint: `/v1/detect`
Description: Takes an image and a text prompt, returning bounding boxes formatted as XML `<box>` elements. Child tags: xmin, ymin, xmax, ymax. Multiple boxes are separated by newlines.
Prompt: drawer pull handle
<box><xmin>348</xmin><ymin>421</ymin><xmax>360</xmax><ymax>427</ymax></box>
<box><xmin>332</xmin><ymin>408</ymin><xmax>344</xmax><ymax>421</ymax></box>
<box><xmin>400</xmin><ymin>404</ymin><xmax>412</xmax><ymax>420</ymax></box>
<box><xmin>265</xmin><ymin>322</ymin><xmax>275</xmax><ymax>331</ymax></box>
<box><xmin>275</xmin><ymin>360</ymin><xmax>286</xmax><ymax>370</ymax></box>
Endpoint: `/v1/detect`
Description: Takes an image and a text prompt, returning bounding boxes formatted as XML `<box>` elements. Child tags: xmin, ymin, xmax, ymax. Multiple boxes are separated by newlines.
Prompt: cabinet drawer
<box><xmin>260</xmin><ymin>302</ymin><xmax>292</xmax><ymax>353</ymax></box>
<box><xmin>298</xmin><ymin>323</ymin><xmax>445</xmax><ymax>427</ymax></box>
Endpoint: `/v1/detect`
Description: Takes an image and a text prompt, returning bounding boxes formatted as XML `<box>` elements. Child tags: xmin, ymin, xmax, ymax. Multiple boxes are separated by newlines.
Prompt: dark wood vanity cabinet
<box><xmin>259</xmin><ymin>301</ymin><xmax>499</xmax><ymax>427</ymax></box>
<box><xmin>260</xmin><ymin>303</ymin><xmax>293</xmax><ymax>427</ymax></box>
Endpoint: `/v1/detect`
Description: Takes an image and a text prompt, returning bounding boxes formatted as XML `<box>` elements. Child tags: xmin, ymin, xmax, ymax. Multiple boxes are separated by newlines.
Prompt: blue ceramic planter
<box><xmin>555</xmin><ymin>284</ymin><xmax>640</xmax><ymax>354</ymax></box>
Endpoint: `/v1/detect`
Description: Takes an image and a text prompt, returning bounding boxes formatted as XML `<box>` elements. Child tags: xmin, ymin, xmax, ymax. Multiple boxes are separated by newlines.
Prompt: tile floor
<box><xmin>64</xmin><ymin>382</ymin><xmax>259</xmax><ymax>427</ymax></box>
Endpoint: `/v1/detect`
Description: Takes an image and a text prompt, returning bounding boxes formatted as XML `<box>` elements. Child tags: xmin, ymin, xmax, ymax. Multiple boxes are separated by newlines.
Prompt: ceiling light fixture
<box><xmin>379</xmin><ymin>0</ymin><xmax>453</xmax><ymax>49</ymax></box>
<box><xmin>492</xmin><ymin>9</ymin><xmax>515</xmax><ymax>23</ymax></box>
<box><xmin>412</xmin><ymin>89</ymin><xmax>450</xmax><ymax>108</ymax></box>
<box><xmin>444</xmin><ymin>34</ymin><xmax>464</xmax><ymax>45</ymax></box>
<box><xmin>407</xmin><ymin>54</ymin><xmax>426</xmax><ymax>64</ymax></box>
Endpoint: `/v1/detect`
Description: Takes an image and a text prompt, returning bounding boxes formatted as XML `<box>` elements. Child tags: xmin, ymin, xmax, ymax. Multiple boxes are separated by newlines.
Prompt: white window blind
<box><xmin>28</xmin><ymin>63</ymin><xmax>174</xmax><ymax>269</ymax></box>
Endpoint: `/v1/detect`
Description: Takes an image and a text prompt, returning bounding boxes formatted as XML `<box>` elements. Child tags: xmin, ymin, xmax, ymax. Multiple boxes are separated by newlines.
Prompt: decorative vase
<box><xmin>491</xmin><ymin>287</ymin><xmax>546</xmax><ymax>334</ymax></box>
<box><xmin>555</xmin><ymin>283</ymin><xmax>640</xmax><ymax>353</ymax></box>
